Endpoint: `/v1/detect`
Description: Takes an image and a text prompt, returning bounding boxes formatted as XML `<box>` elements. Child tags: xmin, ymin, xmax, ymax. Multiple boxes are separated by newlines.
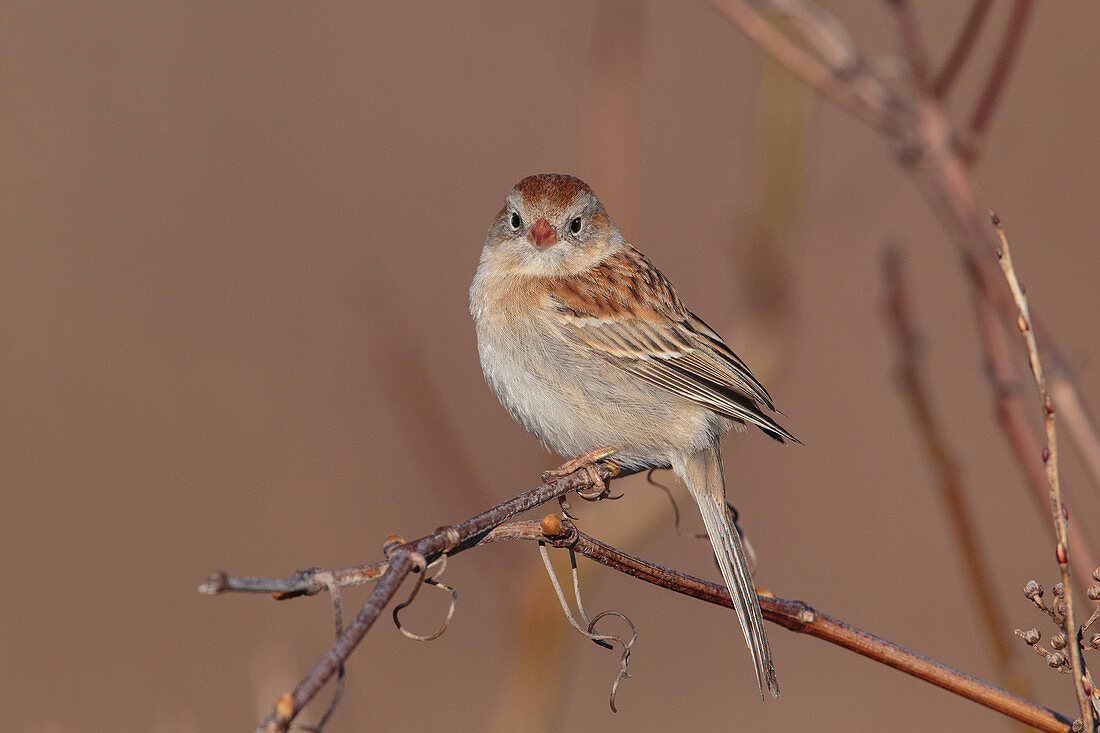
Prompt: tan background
<box><xmin>4</xmin><ymin>2</ymin><xmax>1099</xmax><ymax>730</ymax></box>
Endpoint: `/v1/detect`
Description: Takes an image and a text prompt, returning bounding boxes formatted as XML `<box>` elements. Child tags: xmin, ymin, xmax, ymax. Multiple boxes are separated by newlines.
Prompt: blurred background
<box><xmin>4</xmin><ymin>2</ymin><xmax>1099</xmax><ymax>730</ymax></box>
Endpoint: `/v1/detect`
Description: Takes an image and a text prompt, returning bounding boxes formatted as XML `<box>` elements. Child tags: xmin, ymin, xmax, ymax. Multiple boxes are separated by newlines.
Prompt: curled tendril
<box><xmin>538</xmin><ymin>542</ymin><xmax>637</xmax><ymax>712</ymax></box>
<box><xmin>392</xmin><ymin>553</ymin><xmax>458</xmax><ymax>642</ymax></box>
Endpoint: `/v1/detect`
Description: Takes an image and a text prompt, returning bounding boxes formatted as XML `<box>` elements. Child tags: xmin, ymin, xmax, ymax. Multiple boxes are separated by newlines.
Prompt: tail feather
<box><xmin>678</xmin><ymin>446</ymin><xmax>778</xmax><ymax>699</ymax></box>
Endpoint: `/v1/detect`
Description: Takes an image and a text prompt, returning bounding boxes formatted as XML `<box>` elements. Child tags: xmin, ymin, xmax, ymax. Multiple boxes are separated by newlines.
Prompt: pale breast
<box><xmin>470</xmin><ymin>270</ymin><xmax>729</xmax><ymax>467</ymax></box>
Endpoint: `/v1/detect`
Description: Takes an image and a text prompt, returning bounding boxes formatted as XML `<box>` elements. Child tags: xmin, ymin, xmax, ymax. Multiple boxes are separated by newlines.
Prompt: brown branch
<box><xmin>962</xmin><ymin>0</ymin><xmax>1035</xmax><ymax>160</ymax></box>
<box><xmin>933</xmin><ymin>0</ymin><xmax>994</xmax><ymax>97</ymax></box>
<box><xmin>216</xmin><ymin>462</ymin><xmax>633</xmax><ymax>732</ymax></box>
<box><xmin>881</xmin><ymin>247</ymin><xmax>1030</xmax><ymax>700</ymax></box>
<box><xmin>704</xmin><ymin>0</ymin><xmax>905</xmax><ymax>138</ymax></box>
<box><xmin>526</xmin><ymin>520</ymin><xmax>1072</xmax><ymax>733</ymax></box>
<box><xmin>993</xmin><ymin>216</ymin><xmax>1095</xmax><ymax>729</ymax></box>
<box><xmin>207</xmin><ymin>498</ymin><xmax>1075</xmax><ymax>732</ymax></box>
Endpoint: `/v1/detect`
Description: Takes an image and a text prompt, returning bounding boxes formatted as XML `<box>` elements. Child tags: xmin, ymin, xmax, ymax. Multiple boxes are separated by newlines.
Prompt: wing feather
<box><xmin>549</xmin><ymin>246</ymin><xmax>797</xmax><ymax>443</ymax></box>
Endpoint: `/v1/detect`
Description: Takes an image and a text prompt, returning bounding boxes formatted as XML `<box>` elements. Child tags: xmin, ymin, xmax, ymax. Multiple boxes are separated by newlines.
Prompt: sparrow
<box><xmin>469</xmin><ymin>173</ymin><xmax>795</xmax><ymax>699</ymax></box>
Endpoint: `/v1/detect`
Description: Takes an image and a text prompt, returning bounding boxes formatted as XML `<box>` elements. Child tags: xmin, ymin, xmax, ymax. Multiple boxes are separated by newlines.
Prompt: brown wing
<box><xmin>549</xmin><ymin>247</ymin><xmax>796</xmax><ymax>443</ymax></box>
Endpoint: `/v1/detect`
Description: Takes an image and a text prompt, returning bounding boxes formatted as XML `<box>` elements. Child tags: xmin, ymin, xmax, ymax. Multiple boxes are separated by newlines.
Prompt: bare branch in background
<box><xmin>707</xmin><ymin>0</ymin><xmax>1098</xmax><ymax>572</ymax></box>
<box><xmin>881</xmin><ymin>247</ymin><xmax>1030</xmax><ymax>700</ymax></box>
<box><xmin>706</xmin><ymin>1</ymin><xmax>1100</xmax><ymax>536</ymax></box>
<box><xmin>886</xmin><ymin>0</ymin><xmax>932</xmax><ymax>91</ymax></box>
<box><xmin>705</xmin><ymin>0</ymin><xmax>905</xmax><ymax>137</ymax></box>
<box><xmin>966</xmin><ymin>260</ymin><xmax>1096</xmax><ymax>593</ymax></box>
<box><xmin>1050</xmin><ymin>382</ymin><xmax>1100</xmax><ymax>510</ymax></box>
<box><xmin>933</xmin><ymin>0</ymin><xmax>994</xmax><ymax>97</ymax></box>
<box><xmin>961</xmin><ymin>0</ymin><xmax>1035</xmax><ymax>161</ymax></box>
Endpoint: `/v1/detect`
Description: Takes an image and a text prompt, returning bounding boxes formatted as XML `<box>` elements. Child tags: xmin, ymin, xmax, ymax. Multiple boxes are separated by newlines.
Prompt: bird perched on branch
<box><xmin>469</xmin><ymin>173</ymin><xmax>796</xmax><ymax>699</ymax></box>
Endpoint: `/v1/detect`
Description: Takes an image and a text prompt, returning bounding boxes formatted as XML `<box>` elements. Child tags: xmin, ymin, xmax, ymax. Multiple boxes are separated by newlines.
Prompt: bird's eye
<box><xmin>509</xmin><ymin>212</ymin><xmax>522</xmax><ymax>230</ymax></box>
<box><xmin>569</xmin><ymin>217</ymin><xmax>582</xmax><ymax>235</ymax></box>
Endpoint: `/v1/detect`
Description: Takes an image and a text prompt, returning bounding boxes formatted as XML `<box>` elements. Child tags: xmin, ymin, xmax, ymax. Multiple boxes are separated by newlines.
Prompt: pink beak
<box><xmin>527</xmin><ymin>218</ymin><xmax>557</xmax><ymax>248</ymax></box>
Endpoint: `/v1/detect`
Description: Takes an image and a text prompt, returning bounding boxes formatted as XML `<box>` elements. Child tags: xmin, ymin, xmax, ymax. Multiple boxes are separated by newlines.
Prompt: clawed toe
<box><xmin>543</xmin><ymin>445</ymin><xmax>623</xmax><ymax>505</ymax></box>
<box><xmin>575</xmin><ymin>465</ymin><xmax>607</xmax><ymax>500</ymax></box>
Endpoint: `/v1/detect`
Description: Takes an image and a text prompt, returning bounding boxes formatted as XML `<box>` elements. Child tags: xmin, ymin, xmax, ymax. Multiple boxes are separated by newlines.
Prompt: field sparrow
<box><xmin>469</xmin><ymin>174</ymin><xmax>795</xmax><ymax>699</ymax></box>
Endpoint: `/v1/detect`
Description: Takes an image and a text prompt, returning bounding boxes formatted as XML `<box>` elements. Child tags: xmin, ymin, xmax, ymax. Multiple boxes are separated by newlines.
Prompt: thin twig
<box><xmin>993</xmin><ymin>215</ymin><xmax>1095</xmax><ymax>729</ymax></box>
<box><xmin>933</xmin><ymin>0</ymin><xmax>994</xmax><ymax>97</ymax></box>
<box><xmin>881</xmin><ymin>247</ymin><xmax>1030</xmax><ymax>699</ymax></box>
<box><xmin>961</xmin><ymin>0</ymin><xmax>1035</xmax><ymax>160</ymax></box>
<box><xmin>966</xmin><ymin>263</ymin><xmax>1096</xmax><ymax>594</ymax></box>
<box><xmin>199</xmin><ymin>563</ymin><xmax>389</xmax><ymax>600</ymax></box>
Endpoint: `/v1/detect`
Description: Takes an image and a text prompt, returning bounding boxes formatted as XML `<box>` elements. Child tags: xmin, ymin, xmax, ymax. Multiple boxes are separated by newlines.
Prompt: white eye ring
<box><xmin>569</xmin><ymin>217</ymin><xmax>582</xmax><ymax>235</ymax></box>
<box><xmin>509</xmin><ymin>212</ymin><xmax>523</xmax><ymax>230</ymax></box>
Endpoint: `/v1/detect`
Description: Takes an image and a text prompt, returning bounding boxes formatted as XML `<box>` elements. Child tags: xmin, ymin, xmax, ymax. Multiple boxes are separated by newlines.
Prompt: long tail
<box><xmin>677</xmin><ymin>445</ymin><xmax>778</xmax><ymax>699</ymax></box>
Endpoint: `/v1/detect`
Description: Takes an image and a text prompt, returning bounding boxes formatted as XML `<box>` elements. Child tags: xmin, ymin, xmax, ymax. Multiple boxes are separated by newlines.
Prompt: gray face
<box><xmin>482</xmin><ymin>188</ymin><xmax>618</xmax><ymax>277</ymax></box>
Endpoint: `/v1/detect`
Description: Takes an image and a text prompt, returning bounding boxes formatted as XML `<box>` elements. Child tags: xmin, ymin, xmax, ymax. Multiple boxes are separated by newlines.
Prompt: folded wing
<box><xmin>549</xmin><ymin>246</ymin><xmax>797</xmax><ymax>444</ymax></box>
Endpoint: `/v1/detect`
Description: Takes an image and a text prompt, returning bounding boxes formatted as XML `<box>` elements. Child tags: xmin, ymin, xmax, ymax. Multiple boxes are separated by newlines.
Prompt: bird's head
<box><xmin>480</xmin><ymin>174</ymin><xmax>622</xmax><ymax>277</ymax></box>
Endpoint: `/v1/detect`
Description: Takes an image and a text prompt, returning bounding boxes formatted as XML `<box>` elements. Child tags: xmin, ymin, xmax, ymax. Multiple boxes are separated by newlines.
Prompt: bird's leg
<box><xmin>542</xmin><ymin>445</ymin><xmax>623</xmax><ymax>502</ymax></box>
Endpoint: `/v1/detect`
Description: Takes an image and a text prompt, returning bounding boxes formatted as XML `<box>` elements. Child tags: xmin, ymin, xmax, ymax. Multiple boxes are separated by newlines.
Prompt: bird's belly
<box><xmin>475</xmin><ymin>318</ymin><xmax>728</xmax><ymax>468</ymax></box>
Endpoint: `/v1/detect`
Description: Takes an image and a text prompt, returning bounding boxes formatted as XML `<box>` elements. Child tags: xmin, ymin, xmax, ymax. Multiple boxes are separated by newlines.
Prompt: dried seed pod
<box><xmin>1051</xmin><ymin>633</ymin><xmax>1067</xmax><ymax>650</ymax></box>
<box><xmin>1022</xmin><ymin>628</ymin><xmax>1041</xmax><ymax>645</ymax></box>
<box><xmin>1048</xmin><ymin>651</ymin><xmax>1067</xmax><ymax>668</ymax></box>
<box><xmin>1088</xmin><ymin>585</ymin><xmax>1100</xmax><ymax>601</ymax></box>
<box><xmin>1024</xmin><ymin>580</ymin><xmax>1043</xmax><ymax>599</ymax></box>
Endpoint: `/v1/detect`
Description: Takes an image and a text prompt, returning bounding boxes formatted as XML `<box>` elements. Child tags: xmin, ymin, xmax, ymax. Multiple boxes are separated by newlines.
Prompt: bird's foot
<box><xmin>542</xmin><ymin>445</ymin><xmax>624</xmax><ymax>502</ymax></box>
